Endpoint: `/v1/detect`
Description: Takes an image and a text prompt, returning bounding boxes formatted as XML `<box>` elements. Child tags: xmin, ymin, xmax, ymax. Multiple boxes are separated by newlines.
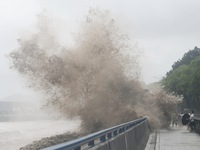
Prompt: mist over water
<box><xmin>0</xmin><ymin>95</ymin><xmax>81</xmax><ymax>150</ymax></box>
<box><xmin>0</xmin><ymin>119</ymin><xmax>80</xmax><ymax>150</ymax></box>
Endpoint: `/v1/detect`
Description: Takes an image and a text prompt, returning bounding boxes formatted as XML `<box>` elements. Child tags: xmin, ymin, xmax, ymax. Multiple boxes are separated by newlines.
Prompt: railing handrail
<box><xmin>42</xmin><ymin>117</ymin><xmax>147</xmax><ymax>150</ymax></box>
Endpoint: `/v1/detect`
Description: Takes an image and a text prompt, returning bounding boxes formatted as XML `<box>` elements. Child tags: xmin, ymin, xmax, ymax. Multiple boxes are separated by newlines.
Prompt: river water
<box><xmin>0</xmin><ymin>117</ymin><xmax>81</xmax><ymax>150</ymax></box>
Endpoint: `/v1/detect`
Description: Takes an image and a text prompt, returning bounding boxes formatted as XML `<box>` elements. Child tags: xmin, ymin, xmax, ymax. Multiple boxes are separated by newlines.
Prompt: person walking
<box><xmin>189</xmin><ymin>110</ymin><xmax>195</xmax><ymax>131</ymax></box>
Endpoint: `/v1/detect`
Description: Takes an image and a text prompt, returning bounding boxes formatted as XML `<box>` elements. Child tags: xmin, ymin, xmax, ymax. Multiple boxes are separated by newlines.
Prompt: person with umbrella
<box><xmin>182</xmin><ymin>110</ymin><xmax>195</xmax><ymax>131</ymax></box>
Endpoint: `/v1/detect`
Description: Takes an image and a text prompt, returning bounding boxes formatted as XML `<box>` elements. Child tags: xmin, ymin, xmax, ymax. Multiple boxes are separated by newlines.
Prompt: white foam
<box><xmin>0</xmin><ymin>119</ymin><xmax>81</xmax><ymax>150</ymax></box>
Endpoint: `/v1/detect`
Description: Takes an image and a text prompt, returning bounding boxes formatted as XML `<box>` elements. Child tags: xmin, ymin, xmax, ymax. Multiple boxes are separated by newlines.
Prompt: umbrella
<box><xmin>182</xmin><ymin>113</ymin><xmax>190</xmax><ymax>125</ymax></box>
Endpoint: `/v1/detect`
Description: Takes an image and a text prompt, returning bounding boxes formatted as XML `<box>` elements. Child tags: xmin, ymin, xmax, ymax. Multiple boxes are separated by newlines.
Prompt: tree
<box><xmin>163</xmin><ymin>47</ymin><xmax>200</xmax><ymax>111</ymax></box>
<box><xmin>171</xmin><ymin>47</ymin><xmax>200</xmax><ymax>71</ymax></box>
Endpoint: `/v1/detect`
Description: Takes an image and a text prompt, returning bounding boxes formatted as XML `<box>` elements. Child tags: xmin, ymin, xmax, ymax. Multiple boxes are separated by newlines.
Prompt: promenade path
<box><xmin>145</xmin><ymin>126</ymin><xmax>200</xmax><ymax>150</ymax></box>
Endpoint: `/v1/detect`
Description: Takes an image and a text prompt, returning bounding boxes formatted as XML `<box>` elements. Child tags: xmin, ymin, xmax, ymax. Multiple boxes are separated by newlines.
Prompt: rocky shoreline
<box><xmin>20</xmin><ymin>132</ymin><xmax>84</xmax><ymax>150</ymax></box>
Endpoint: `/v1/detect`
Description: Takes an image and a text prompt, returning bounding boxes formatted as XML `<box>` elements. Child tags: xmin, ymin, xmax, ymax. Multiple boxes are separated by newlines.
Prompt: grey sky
<box><xmin>1</xmin><ymin>0</ymin><xmax>200</xmax><ymax>99</ymax></box>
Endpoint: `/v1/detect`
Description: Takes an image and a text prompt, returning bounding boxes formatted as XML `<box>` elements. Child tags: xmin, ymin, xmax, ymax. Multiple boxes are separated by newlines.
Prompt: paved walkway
<box><xmin>145</xmin><ymin>126</ymin><xmax>200</xmax><ymax>150</ymax></box>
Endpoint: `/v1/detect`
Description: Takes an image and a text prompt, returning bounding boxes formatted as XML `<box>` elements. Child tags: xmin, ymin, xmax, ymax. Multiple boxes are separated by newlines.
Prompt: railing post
<box><xmin>113</xmin><ymin>130</ymin><xmax>118</xmax><ymax>136</ymax></box>
<box><xmin>88</xmin><ymin>140</ymin><xmax>95</xmax><ymax>147</ymax></box>
<box><xmin>100</xmin><ymin>135</ymin><xmax>106</xmax><ymax>143</ymax></box>
<box><xmin>74</xmin><ymin>147</ymin><xmax>81</xmax><ymax>150</ymax></box>
<box><xmin>126</xmin><ymin>126</ymin><xmax>129</xmax><ymax>130</ymax></box>
<box><xmin>107</xmin><ymin>132</ymin><xmax>112</xmax><ymax>139</ymax></box>
<box><xmin>119</xmin><ymin>128</ymin><xmax>122</xmax><ymax>133</ymax></box>
<box><xmin>120</xmin><ymin>127</ymin><xmax>125</xmax><ymax>133</ymax></box>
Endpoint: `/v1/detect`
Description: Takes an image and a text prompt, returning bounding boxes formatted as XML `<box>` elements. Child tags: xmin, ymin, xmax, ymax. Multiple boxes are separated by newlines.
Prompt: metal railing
<box><xmin>42</xmin><ymin>117</ymin><xmax>147</xmax><ymax>150</ymax></box>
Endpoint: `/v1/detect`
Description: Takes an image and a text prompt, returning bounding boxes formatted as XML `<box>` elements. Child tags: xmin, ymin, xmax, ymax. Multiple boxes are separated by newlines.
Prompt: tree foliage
<box><xmin>171</xmin><ymin>47</ymin><xmax>200</xmax><ymax>70</ymax></box>
<box><xmin>163</xmin><ymin>47</ymin><xmax>200</xmax><ymax>110</ymax></box>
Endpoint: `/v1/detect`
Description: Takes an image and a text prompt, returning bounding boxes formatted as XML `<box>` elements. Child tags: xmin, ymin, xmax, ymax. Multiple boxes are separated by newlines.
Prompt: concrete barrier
<box><xmin>125</xmin><ymin>128</ymin><xmax>137</xmax><ymax>150</ymax></box>
<box><xmin>136</xmin><ymin>121</ymin><xmax>150</xmax><ymax>150</ymax></box>
<box><xmin>105</xmin><ymin>120</ymin><xmax>150</xmax><ymax>150</ymax></box>
<box><xmin>109</xmin><ymin>134</ymin><xmax>127</xmax><ymax>150</ymax></box>
<box><xmin>135</xmin><ymin>123</ymin><xmax>143</xmax><ymax>143</ymax></box>
<box><xmin>90</xmin><ymin>142</ymin><xmax>110</xmax><ymax>150</ymax></box>
<box><xmin>126</xmin><ymin>120</ymin><xmax>150</xmax><ymax>150</ymax></box>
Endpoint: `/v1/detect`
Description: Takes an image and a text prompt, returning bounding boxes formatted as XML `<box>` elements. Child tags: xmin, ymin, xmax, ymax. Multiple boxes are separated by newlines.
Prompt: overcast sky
<box><xmin>1</xmin><ymin>0</ymin><xmax>200</xmax><ymax>99</ymax></box>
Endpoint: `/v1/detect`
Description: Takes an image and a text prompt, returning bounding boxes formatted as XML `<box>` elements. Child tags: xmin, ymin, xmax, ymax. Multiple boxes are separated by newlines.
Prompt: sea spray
<box><xmin>9</xmin><ymin>8</ymin><xmax>181</xmax><ymax>133</ymax></box>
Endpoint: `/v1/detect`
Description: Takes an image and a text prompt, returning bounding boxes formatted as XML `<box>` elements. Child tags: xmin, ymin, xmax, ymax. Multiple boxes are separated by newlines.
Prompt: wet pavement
<box><xmin>145</xmin><ymin>126</ymin><xmax>200</xmax><ymax>150</ymax></box>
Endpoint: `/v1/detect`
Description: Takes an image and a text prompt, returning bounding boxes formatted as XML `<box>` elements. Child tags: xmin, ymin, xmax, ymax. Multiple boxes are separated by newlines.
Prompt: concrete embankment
<box><xmin>91</xmin><ymin>120</ymin><xmax>151</xmax><ymax>150</ymax></box>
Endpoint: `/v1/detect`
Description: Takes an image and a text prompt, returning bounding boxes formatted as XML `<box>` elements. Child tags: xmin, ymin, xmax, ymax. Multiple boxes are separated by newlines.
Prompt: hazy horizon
<box><xmin>1</xmin><ymin>0</ymin><xmax>200</xmax><ymax>99</ymax></box>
